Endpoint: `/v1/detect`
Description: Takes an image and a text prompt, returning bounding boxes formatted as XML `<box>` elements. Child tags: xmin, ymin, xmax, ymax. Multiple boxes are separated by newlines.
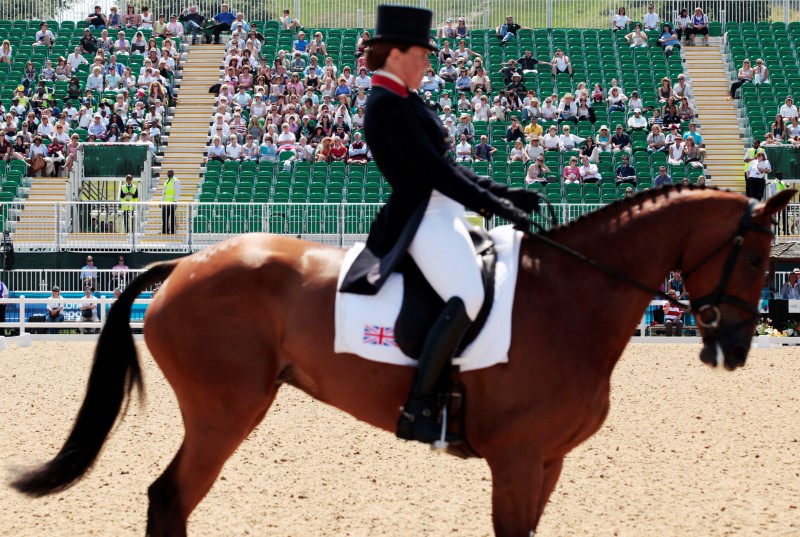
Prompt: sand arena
<box><xmin>1</xmin><ymin>342</ymin><xmax>799</xmax><ymax>536</ymax></box>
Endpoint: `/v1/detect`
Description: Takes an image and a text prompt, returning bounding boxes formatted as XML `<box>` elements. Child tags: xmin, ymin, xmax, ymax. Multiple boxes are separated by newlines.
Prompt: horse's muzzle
<box><xmin>700</xmin><ymin>332</ymin><xmax>751</xmax><ymax>371</ymax></box>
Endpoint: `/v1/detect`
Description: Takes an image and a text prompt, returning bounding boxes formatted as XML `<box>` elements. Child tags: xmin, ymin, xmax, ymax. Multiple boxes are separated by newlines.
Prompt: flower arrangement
<box><xmin>755</xmin><ymin>318</ymin><xmax>795</xmax><ymax>337</ymax></box>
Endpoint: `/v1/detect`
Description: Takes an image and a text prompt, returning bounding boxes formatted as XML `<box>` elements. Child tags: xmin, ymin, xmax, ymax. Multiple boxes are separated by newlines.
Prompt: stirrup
<box><xmin>431</xmin><ymin>406</ymin><xmax>450</xmax><ymax>452</ymax></box>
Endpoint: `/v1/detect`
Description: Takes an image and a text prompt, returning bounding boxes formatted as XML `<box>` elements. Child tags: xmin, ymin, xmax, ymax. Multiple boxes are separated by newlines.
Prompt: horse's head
<box><xmin>683</xmin><ymin>190</ymin><xmax>795</xmax><ymax>371</ymax></box>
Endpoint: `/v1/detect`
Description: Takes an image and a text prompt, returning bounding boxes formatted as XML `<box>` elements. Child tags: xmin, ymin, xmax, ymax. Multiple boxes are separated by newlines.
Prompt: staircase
<box><xmin>11</xmin><ymin>173</ymin><xmax>69</xmax><ymax>247</ymax></box>
<box><xmin>139</xmin><ymin>44</ymin><xmax>225</xmax><ymax>245</ymax></box>
<box><xmin>683</xmin><ymin>38</ymin><xmax>744</xmax><ymax>193</ymax></box>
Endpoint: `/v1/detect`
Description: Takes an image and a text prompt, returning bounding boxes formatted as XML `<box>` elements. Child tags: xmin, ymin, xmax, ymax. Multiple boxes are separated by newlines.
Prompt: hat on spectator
<box><xmin>615</xmin><ymin>124</ymin><xmax>623</xmax><ymax>129</ymax></box>
<box><xmin>52</xmin><ymin>285</ymin><xmax>60</xmax><ymax>292</ymax></box>
<box><xmin>512</xmin><ymin>72</ymin><xmax>522</xmax><ymax>78</ymax></box>
<box><xmin>446</xmin><ymin>18</ymin><xmax>452</xmax><ymax>22</ymax></box>
<box><xmin>458</xmin><ymin>17</ymin><xmax>465</xmax><ymax>21</ymax></box>
<box><xmin>366</xmin><ymin>5</ymin><xmax>437</xmax><ymax>51</ymax></box>
<box><xmin>634</xmin><ymin>108</ymin><xmax>641</xmax><ymax>113</ymax></box>
<box><xmin>794</xmin><ymin>268</ymin><xmax>800</xmax><ymax>274</ymax></box>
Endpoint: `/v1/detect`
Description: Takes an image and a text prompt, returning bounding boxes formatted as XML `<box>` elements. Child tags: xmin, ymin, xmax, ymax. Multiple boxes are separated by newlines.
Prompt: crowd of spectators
<box><xmin>201</xmin><ymin>7</ymin><xmax>708</xmax><ymax>190</ymax></box>
<box><xmin>0</xmin><ymin>5</ymin><xmax>183</xmax><ymax>177</ymax></box>
<box><xmin>206</xmin><ymin>16</ymin><xmax>375</xmax><ymax>167</ymax></box>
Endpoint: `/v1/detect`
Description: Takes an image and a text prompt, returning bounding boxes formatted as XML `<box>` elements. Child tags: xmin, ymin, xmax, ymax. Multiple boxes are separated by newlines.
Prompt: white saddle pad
<box><xmin>334</xmin><ymin>225</ymin><xmax>522</xmax><ymax>372</ymax></box>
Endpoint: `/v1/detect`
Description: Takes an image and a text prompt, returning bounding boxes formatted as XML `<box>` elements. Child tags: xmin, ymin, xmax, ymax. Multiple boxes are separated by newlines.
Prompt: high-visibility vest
<box><xmin>744</xmin><ymin>147</ymin><xmax>765</xmax><ymax>172</ymax></box>
<box><xmin>163</xmin><ymin>178</ymin><xmax>176</xmax><ymax>202</ymax></box>
<box><xmin>120</xmin><ymin>182</ymin><xmax>137</xmax><ymax>211</ymax></box>
<box><xmin>775</xmin><ymin>179</ymin><xmax>788</xmax><ymax>192</ymax></box>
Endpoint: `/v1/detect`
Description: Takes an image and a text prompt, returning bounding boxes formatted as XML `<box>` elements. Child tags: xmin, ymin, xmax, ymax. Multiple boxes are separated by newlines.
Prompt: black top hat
<box><xmin>366</xmin><ymin>5</ymin><xmax>436</xmax><ymax>51</ymax></box>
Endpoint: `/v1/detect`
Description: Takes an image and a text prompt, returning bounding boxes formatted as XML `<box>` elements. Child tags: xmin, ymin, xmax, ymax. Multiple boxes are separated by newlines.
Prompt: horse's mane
<box><xmin>539</xmin><ymin>184</ymin><xmax>723</xmax><ymax>237</ymax></box>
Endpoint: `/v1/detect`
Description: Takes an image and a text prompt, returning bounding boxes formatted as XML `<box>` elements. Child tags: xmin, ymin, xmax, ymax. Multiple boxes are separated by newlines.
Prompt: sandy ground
<box><xmin>1</xmin><ymin>342</ymin><xmax>799</xmax><ymax>536</ymax></box>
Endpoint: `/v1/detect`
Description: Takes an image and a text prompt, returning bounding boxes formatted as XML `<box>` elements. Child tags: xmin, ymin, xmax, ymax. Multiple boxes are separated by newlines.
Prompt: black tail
<box><xmin>11</xmin><ymin>260</ymin><xmax>179</xmax><ymax>497</ymax></box>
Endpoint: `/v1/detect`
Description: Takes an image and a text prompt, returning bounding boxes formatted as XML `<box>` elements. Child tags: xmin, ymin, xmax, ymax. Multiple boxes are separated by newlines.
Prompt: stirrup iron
<box><xmin>431</xmin><ymin>406</ymin><xmax>449</xmax><ymax>452</ymax></box>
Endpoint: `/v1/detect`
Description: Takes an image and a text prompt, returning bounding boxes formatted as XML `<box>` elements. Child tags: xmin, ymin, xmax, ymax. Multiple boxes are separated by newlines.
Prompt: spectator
<box><xmin>675</xmin><ymin>8</ymin><xmax>691</xmax><ymax>42</ymax></box>
<box><xmin>496</xmin><ymin>15</ymin><xmax>523</xmax><ymax>44</ymax></box>
<box><xmin>557</xmin><ymin>92</ymin><xmax>578</xmax><ymax>124</ymax></box>
<box><xmin>438</xmin><ymin>57</ymin><xmax>457</xmax><ymax>82</ymax></box>
<box><xmin>647</xmin><ymin>124</ymin><xmax>667</xmax><ymax>153</ymax></box>
<box><xmin>34</xmin><ymin>22</ymin><xmax>56</xmax><ymax>48</ymax></box>
<box><xmin>518</xmin><ymin>49</ymin><xmax>549</xmax><ymax>73</ymax></box>
<box><xmin>607</xmin><ymin>87</ymin><xmax>627</xmax><ymax>112</ymax></box>
<box><xmin>628</xmin><ymin>91</ymin><xmax>644</xmax><ymax>113</ymax></box>
<box><xmin>683</xmin><ymin>121</ymin><xmax>703</xmax><ymax>146</ymax></box>
<box><xmin>79</xmin><ymin>255</ymin><xmax>98</xmax><ymax>289</ymax></box>
<box><xmin>753</xmin><ymin>58</ymin><xmax>770</xmax><ymax>85</ymax></box>
<box><xmin>667</xmin><ymin>136</ymin><xmax>685</xmax><ymax>165</ymax></box>
<box><xmin>0</xmin><ymin>39</ymin><xmax>12</xmax><ymax>64</ymax></box>
<box><xmin>542</xmin><ymin>125</ymin><xmax>560</xmax><ymax>151</ymax></box>
<box><xmin>668</xmin><ymin>269</ymin><xmax>688</xmax><ymax>299</ymax></box>
<box><xmin>27</xmin><ymin>136</ymin><xmax>55</xmax><ymax>176</ymax></box>
<box><xmin>280</xmin><ymin>9</ymin><xmax>302</xmax><ymax>31</ymax></box>
<box><xmin>259</xmin><ymin>135</ymin><xmax>277</xmax><ymax>162</ymax></box>
<box><xmin>471</xmin><ymin>66</ymin><xmax>490</xmax><ymax>93</ymax></box>
<box><xmin>558</xmin><ymin>124</ymin><xmax>583</xmax><ymax>151</ymax></box>
<box><xmin>780</xmin><ymin>96</ymin><xmax>798</xmax><ymax>122</ymax></box>
<box><xmin>627</xmin><ymin>108</ymin><xmax>647</xmax><ymax>131</ymax></box>
<box><xmin>454</xmin><ymin>133</ymin><xmax>472</xmax><ymax>162</ymax></box>
<box><xmin>437</xmin><ymin>18</ymin><xmax>457</xmax><ymax>40</ymax></box>
<box><xmin>123</xmin><ymin>4</ymin><xmax>141</xmax><ymax>29</ymax></box>
<box><xmin>746</xmin><ymin>152</ymin><xmax>771</xmax><ymax>200</ymax></box>
<box><xmin>653</xmin><ymin>165</ymin><xmax>673</xmax><ymax>187</ymax></box>
<box><xmin>79</xmin><ymin>286</ymin><xmax>99</xmax><ymax>333</ymax></box>
<box><xmin>180</xmin><ymin>6</ymin><xmax>206</xmax><ymax>45</ymax></box>
<box><xmin>578</xmin><ymin>154</ymin><xmax>601</xmax><ymax>183</ymax></box>
<box><xmin>139</xmin><ymin>6</ymin><xmax>154</xmax><ymax>30</ymax></box>
<box><xmin>506</xmin><ymin>116</ymin><xmax>525</xmax><ymax>143</ymax></box>
<box><xmin>657</xmin><ymin>23</ymin><xmax>680</xmax><ymax>58</ymax></box>
<box><xmin>643</xmin><ymin>4</ymin><xmax>660</xmax><ymax>30</ymax></box>
<box><xmin>455</xmin><ymin>16</ymin><xmax>469</xmax><ymax>38</ymax></box>
<box><xmin>524</xmin><ymin>115</ymin><xmax>543</xmax><ymax>137</ymax></box>
<box><xmin>166</xmin><ymin>14</ymin><xmax>184</xmax><ymax>37</ymax></box>
<box><xmin>153</xmin><ymin>13</ymin><xmax>167</xmax><ymax>37</ymax></box>
<box><xmin>293</xmin><ymin>31</ymin><xmax>309</xmax><ymax>56</ymax></box>
<box><xmin>663</xmin><ymin>290</ymin><xmax>684</xmax><ymax>336</ymax></box>
<box><xmin>46</xmin><ymin>286</ymin><xmax>64</xmax><ymax>333</ymax></box>
<box><xmin>673</xmin><ymin>74</ymin><xmax>693</xmax><ymax>101</ymax></box>
<box><xmin>348</xmin><ymin>132</ymin><xmax>369</xmax><ymax>164</ymax></box>
<box><xmin>551</xmin><ymin>49</ymin><xmax>573</xmax><ymax>77</ymax></box>
<box><xmin>689</xmin><ymin>7</ymin><xmax>709</xmax><ymax>46</ymax></box>
<box><xmin>509</xmin><ymin>139</ymin><xmax>526</xmax><ymax>162</ymax></box>
<box><xmin>562</xmin><ymin>156</ymin><xmax>580</xmax><ymax>184</ymax></box>
<box><xmin>161</xmin><ymin>170</ymin><xmax>180</xmax><ymax>234</ymax></box>
<box><xmin>779</xmin><ymin>269</ymin><xmax>800</xmax><ymax>299</ymax></box>
<box><xmin>80</xmin><ymin>29</ymin><xmax>98</xmax><ymax>55</ymax></box>
<box><xmin>729</xmin><ymin>58</ymin><xmax>754</xmax><ymax>99</ymax></box>
<box><xmin>456</xmin><ymin>113</ymin><xmax>475</xmax><ymax>142</ymax></box>
<box><xmin>615</xmin><ymin>153</ymin><xmax>636</xmax><ymax>185</ymax></box>
<box><xmin>473</xmin><ymin>135</ymin><xmax>496</xmax><ymax>162</ymax></box>
<box><xmin>108</xmin><ymin>6</ymin><xmax>121</xmax><ymax>29</ymax></box>
<box><xmin>86</xmin><ymin>5</ymin><xmax>108</xmax><ymax>29</ymax></box>
<box><xmin>499</xmin><ymin>58</ymin><xmax>522</xmax><ymax>85</ymax></box>
<box><xmin>625</xmin><ymin>23</ymin><xmax>648</xmax><ymax>48</ymax></box>
<box><xmin>787</xmin><ymin>116</ymin><xmax>800</xmax><ymax>142</ymax></box>
<box><xmin>659</xmin><ymin>76</ymin><xmax>676</xmax><ymax>104</ymax></box>
<box><xmin>209</xmin><ymin>3</ymin><xmax>236</xmax><ymax>45</ymax></box>
<box><xmin>0</xmin><ymin>131</ymin><xmax>10</xmax><ymax>162</ymax></box>
<box><xmin>526</xmin><ymin>155</ymin><xmax>551</xmax><ymax>183</ymax></box>
<box><xmin>225</xmin><ymin>135</ymin><xmax>243</xmax><ymax>160</ymax></box>
<box><xmin>523</xmin><ymin>136</ymin><xmax>544</xmax><ymax>163</ymax></box>
<box><xmin>580</xmin><ymin>136</ymin><xmax>599</xmax><ymax>163</ymax></box>
<box><xmin>596</xmin><ymin>124</ymin><xmax>612</xmax><ymax>152</ymax></box>
<box><xmin>455</xmin><ymin>39</ymin><xmax>480</xmax><ymax>67</ymax></box>
<box><xmin>611</xmin><ymin>124</ymin><xmax>631</xmax><ymax>153</ymax></box>
<box><xmin>0</xmin><ymin>277</ymin><xmax>7</xmax><ymax>332</ymax></box>
<box><xmin>612</xmin><ymin>7</ymin><xmax>631</xmax><ymax>31</ymax></box>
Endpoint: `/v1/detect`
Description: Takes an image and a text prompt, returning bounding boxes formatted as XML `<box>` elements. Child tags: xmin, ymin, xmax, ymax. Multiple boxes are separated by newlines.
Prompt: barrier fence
<box><xmin>3</xmin><ymin>200</ymin><xmax>799</xmax><ymax>254</ymax></box>
<box><xmin>15</xmin><ymin>0</ymin><xmax>800</xmax><ymax>30</ymax></box>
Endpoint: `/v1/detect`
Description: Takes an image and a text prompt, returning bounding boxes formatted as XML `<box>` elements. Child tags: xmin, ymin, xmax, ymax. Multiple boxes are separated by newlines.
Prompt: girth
<box><xmin>394</xmin><ymin>227</ymin><xmax>497</xmax><ymax>359</ymax></box>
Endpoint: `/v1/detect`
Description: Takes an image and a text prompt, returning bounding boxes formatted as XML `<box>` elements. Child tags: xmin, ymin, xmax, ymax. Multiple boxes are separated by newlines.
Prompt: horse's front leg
<box><xmin>486</xmin><ymin>447</ymin><xmax>564</xmax><ymax>537</ymax></box>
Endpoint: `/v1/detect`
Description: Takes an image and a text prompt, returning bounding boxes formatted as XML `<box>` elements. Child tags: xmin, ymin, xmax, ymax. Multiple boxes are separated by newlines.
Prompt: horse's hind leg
<box><xmin>145</xmin><ymin>390</ymin><xmax>277</xmax><ymax>537</ymax></box>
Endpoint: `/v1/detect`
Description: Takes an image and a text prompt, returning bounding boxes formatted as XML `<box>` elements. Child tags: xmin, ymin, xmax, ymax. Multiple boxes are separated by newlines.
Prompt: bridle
<box><xmin>528</xmin><ymin>198</ymin><xmax>772</xmax><ymax>338</ymax></box>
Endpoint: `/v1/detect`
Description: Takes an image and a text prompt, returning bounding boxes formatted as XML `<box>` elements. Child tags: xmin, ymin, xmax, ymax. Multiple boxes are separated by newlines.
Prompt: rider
<box><xmin>339</xmin><ymin>5</ymin><xmax>538</xmax><ymax>445</ymax></box>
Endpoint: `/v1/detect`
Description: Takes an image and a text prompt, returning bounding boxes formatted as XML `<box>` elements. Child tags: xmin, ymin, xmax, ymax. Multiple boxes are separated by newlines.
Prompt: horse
<box><xmin>11</xmin><ymin>186</ymin><xmax>794</xmax><ymax>537</ymax></box>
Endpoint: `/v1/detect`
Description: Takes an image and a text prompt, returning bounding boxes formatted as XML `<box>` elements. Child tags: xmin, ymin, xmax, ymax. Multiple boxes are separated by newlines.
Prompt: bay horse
<box><xmin>12</xmin><ymin>186</ymin><xmax>794</xmax><ymax>536</ymax></box>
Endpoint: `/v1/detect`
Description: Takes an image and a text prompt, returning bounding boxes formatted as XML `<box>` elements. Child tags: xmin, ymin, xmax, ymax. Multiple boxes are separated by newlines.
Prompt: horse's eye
<box><xmin>748</xmin><ymin>253</ymin><xmax>764</xmax><ymax>269</ymax></box>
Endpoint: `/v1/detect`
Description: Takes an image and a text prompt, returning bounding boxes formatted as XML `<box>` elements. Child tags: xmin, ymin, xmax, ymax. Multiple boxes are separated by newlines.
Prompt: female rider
<box><xmin>339</xmin><ymin>5</ymin><xmax>536</xmax><ymax>445</ymax></box>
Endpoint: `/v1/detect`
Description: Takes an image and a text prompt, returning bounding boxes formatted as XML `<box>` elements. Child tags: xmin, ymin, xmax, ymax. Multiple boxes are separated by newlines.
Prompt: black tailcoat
<box><xmin>340</xmin><ymin>78</ymin><xmax>515</xmax><ymax>295</ymax></box>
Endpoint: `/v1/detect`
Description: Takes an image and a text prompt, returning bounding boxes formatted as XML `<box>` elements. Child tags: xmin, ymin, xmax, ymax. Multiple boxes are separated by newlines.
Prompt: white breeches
<box><xmin>407</xmin><ymin>191</ymin><xmax>485</xmax><ymax>320</ymax></box>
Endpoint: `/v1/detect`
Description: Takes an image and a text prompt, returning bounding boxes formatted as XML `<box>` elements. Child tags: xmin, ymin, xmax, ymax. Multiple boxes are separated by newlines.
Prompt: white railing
<box><xmin>0</xmin><ymin>268</ymin><xmax>147</xmax><ymax>293</ymax></box>
<box><xmin>1</xmin><ymin>200</ymin><xmax>797</xmax><ymax>253</ymax></box>
<box><xmin>37</xmin><ymin>0</ymin><xmax>800</xmax><ymax>29</ymax></box>
<box><xmin>0</xmin><ymin>296</ymin><xmax>150</xmax><ymax>335</ymax></box>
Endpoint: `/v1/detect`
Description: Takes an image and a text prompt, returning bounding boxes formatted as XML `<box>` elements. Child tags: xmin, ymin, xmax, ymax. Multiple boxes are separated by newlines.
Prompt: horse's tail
<box><xmin>11</xmin><ymin>260</ymin><xmax>179</xmax><ymax>497</ymax></box>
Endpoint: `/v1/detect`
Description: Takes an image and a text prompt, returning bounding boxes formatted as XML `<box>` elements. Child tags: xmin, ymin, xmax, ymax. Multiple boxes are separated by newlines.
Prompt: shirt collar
<box><xmin>372</xmin><ymin>70</ymin><xmax>409</xmax><ymax>97</ymax></box>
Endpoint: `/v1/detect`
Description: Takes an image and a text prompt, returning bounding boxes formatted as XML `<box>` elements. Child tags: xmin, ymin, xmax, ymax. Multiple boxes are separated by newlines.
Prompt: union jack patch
<box><xmin>362</xmin><ymin>325</ymin><xmax>398</xmax><ymax>347</ymax></box>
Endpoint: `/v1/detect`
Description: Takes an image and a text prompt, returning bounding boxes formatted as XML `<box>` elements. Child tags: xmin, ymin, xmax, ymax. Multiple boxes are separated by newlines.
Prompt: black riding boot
<box><xmin>397</xmin><ymin>297</ymin><xmax>471</xmax><ymax>444</ymax></box>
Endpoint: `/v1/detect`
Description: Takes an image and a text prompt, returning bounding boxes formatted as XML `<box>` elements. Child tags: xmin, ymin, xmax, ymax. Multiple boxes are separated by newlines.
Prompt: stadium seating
<box><xmin>196</xmin><ymin>24</ymin><xmax>694</xmax><ymax>215</ymax></box>
<box><xmin>726</xmin><ymin>21</ymin><xmax>800</xmax><ymax>139</ymax></box>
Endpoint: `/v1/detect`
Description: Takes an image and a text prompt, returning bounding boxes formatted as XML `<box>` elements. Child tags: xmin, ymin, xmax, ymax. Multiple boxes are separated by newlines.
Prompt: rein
<box><xmin>525</xmin><ymin>197</ymin><xmax>772</xmax><ymax>333</ymax></box>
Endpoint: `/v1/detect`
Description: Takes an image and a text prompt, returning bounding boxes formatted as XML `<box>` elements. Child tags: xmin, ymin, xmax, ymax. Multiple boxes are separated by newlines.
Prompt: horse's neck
<box><xmin>524</xmin><ymin>191</ymin><xmax>730</xmax><ymax>372</ymax></box>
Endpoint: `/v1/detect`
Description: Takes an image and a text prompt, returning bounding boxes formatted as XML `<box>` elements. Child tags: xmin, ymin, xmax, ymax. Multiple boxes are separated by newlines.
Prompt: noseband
<box><xmin>529</xmin><ymin>198</ymin><xmax>772</xmax><ymax>337</ymax></box>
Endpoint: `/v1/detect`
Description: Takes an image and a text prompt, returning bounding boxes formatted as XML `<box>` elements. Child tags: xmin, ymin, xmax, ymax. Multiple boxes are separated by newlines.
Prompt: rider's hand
<box><xmin>504</xmin><ymin>188</ymin><xmax>540</xmax><ymax>214</ymax></box>
<box><xmin>497</xmin><ymin>199</ymin><xmax>532</xmax><ymax>232</ymax></box>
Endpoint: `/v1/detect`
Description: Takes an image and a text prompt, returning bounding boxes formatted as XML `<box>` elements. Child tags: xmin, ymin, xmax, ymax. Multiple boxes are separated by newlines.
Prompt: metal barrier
<box><xmin>40</xmin><ymin>0</ymin><xmax>800</xmax><ymax>29</ymax></box>
<box><xmin>0</xmin><ymin>296</ymin><xmax>150</xmax><ymax>335</ymax></box>
<box><xmin>3</xmin><ymin>200</ymin><xmax>799</xmax><ymax>253</ymax></box>
<box><xmin>0</xmin><ymin>269</ymin><xmax>147</xmax><ymax>293</ymax></box>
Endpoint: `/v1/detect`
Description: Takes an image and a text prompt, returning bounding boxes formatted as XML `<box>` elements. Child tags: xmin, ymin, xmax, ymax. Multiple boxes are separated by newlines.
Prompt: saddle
<box><xmin>394</xmin><ymin>227</ymin><xmax>497</xmax><ymax>359</ymax></box>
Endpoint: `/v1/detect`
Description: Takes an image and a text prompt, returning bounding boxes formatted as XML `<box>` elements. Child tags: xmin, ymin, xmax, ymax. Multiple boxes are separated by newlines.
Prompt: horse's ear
<box><xmin>754</xmin><ymin>189</ymin><xmax>796</xmax><ymax>219</ymax></box>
